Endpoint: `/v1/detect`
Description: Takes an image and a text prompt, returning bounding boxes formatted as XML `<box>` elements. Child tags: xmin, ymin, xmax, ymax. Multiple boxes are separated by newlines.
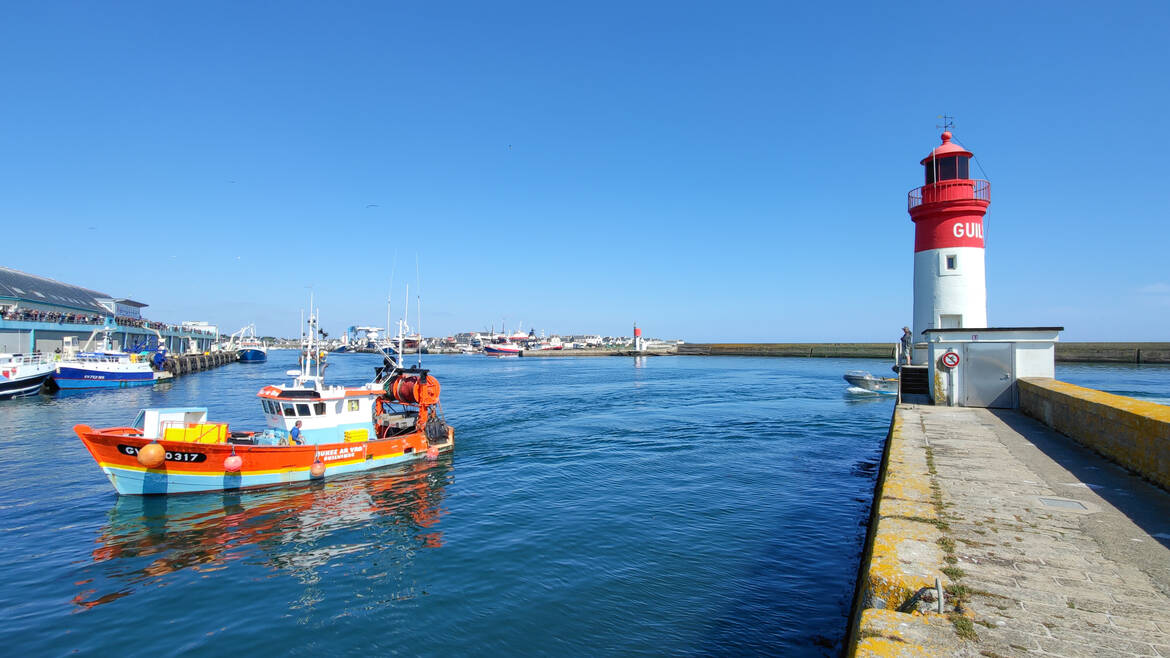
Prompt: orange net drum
<box><xmin>384</xmin><ymin>374</ymin><xmax>441</xmax><ymax>406</ymax></box>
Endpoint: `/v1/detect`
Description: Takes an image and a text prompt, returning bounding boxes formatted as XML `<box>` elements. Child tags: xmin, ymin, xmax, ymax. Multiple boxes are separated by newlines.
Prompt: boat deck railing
<box><xmin>71</xmin><ymin>352</ymin><xmax>133</xmax><ymax>363</ymax></box>
<box><xmin>0</xmin><ymin>351</ymin><xmax>50</xmax><ymax>366</ymax></box>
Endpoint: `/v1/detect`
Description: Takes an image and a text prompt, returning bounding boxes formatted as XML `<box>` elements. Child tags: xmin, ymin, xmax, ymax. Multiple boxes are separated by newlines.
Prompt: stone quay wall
<box><xmin>1019</xmin><ymin>377</ymin><xmax>1170</xmax><ymax>491</ymax></box>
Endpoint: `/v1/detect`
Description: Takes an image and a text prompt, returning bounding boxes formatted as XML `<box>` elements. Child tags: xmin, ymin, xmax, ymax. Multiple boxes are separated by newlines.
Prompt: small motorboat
<box><xmin>843</xmin><ymin>370</ymin><xmax>898</xmax><ymax>395</ymax></box>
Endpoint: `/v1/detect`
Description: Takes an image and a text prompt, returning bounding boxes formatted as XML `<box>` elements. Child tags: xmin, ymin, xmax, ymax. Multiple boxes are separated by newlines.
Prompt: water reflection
<box><xmin>74</xmin><ymin>459</ymin><xmax>452</xmax><ymax>609</ymax></box>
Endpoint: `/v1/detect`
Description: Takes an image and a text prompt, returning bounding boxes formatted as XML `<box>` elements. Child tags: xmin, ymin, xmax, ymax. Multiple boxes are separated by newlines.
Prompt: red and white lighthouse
<box><xmin>908</xmin><ymin>131</ymin><xmax>991</xmax><ymax>357</ymax></box>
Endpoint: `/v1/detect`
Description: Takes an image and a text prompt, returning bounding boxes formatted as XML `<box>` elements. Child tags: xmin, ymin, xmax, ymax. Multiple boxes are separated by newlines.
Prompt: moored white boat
<box><xmin>483</xmin><ymin>341</ymin><xmax>521</xmax><ymax>356</ymax></box>
<box><xmin>0</xmin><ymin>352</ymin><xmax>54</xmax><ymax>399</ymax></box>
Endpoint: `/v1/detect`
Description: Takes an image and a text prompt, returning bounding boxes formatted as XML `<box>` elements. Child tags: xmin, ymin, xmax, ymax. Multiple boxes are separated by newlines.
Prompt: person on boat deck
<box><xmin>291</xmin><ymin>420</ymin><xmax>304</xmax><ymax>445</ymax></box>
<box><xmin>901</xmin><ymin>326</ymin><xmax>913</xmax><ymax>365</ymax></box>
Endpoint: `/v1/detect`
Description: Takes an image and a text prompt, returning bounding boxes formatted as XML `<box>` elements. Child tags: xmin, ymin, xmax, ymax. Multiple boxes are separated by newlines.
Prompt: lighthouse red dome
<box><xmin>920</xmin><ymin>131</ymin><xmax>973</xmax><ymax>163</ymax></box>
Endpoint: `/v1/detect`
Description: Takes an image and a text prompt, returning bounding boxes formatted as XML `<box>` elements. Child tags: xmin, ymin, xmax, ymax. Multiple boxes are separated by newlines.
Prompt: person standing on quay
<box><xmin>901</xmin><ymin>326</ymin><xmax>913</xmax><ymax>365</ymax></box>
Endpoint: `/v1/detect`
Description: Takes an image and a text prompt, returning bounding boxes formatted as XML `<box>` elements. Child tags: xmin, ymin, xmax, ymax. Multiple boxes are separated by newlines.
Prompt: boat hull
<box><xmin>843</xmin><ymin>372</ymin><xmax>898</xmax><ymax>394</ymax></box>
<box><xmin>238</xmin><ymin>348</ymin><xmax>268</xmax><ymax>362</ymax></box>
<box><xmin>483</xmin><ymin>345</ymin><xmax>521</xmax><ymax>356</ymax></box>
<box><xmin>0</xmin><ymin>371</ymin><xmax>51</xmax><ymax>399</ymax></box>
<box><xmin>53</xmin><ymin>366</ymin><xmax>157</xmax><ymax>389</ymax></box>
<box><xmin>74</xmin><ymin>425</ymin><xmax>454</xmax><ymax>495</ymax></box>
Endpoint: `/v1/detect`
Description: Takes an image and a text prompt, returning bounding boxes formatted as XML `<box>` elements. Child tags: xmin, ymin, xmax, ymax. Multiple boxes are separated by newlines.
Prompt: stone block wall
<box><xmin>1018</xmin><ymin>378</ymin><xmax>1170</xmax><ymax>491</ymax></box>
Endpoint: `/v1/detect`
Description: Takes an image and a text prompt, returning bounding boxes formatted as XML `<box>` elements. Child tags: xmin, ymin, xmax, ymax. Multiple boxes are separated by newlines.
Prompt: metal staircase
<box><xmin>899</xmin><ymin>365</ymin><xmax>929</xmax><ymax>397</ymax></box>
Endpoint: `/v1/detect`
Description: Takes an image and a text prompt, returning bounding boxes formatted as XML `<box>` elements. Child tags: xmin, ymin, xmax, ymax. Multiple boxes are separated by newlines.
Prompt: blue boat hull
<box><xmin>53</xmin><ymin>366</ymin><xmax>156</xmax><ymax>389</ymax></box>
<box><xmin>238</xmin><ymin>349</ymin><xmax>267</xmax><ymax>363</ymax></box>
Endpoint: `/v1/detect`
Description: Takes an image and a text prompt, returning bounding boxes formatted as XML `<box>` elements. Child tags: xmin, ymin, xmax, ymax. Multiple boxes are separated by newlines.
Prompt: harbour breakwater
<box><xmin>679</xmin><ymin>342</ymin><xmax>1170</xmax><ymax>364</ymax></box>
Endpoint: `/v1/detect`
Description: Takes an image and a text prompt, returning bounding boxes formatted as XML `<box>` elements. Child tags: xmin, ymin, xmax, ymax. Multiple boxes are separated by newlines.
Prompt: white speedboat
<box><xmin>843</xmin><ymin>370</ymin><xmax>898</xmax><ymax>395</ymax></box>
<box><xmin>0</xmin><ymin>352</ymin><xmax>54</xmax><ymax>399</ymax></box>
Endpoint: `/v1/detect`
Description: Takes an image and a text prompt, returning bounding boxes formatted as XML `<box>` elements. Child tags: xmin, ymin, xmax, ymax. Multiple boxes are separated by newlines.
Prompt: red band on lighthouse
<box><xmin>915</xmin><ymin>217</ymin><xmax>984</xmax><ymax>252</ymax></box>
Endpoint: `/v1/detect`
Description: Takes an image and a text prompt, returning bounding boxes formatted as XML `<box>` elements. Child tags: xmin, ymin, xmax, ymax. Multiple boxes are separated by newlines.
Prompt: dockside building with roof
<box><xmin>0</xmin><ymin>266</ymin><xmax>217</xmax><ymax>354</ymax></box>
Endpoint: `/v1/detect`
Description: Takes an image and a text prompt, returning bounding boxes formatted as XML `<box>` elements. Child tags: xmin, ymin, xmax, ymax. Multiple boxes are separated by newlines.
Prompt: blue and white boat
<box><xmin>231</xmin><ymin>324</ymin><xmax>268</xmax><ymax>363</ymax></box>
<box><xmin>238</xmin><ymin>339</ymin><xmax>267</xmax><ymax>363</ymax></box>
<box><xmin>51</xmin><ymin>329</ymin><xmax>171</xmax><ymax>390</ymax></box>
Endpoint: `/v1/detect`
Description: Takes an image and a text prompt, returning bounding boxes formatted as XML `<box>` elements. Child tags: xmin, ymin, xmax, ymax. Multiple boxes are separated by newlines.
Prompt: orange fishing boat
<box><xmin>73</xmin><ymin>308</ymin><xmax>453</xmax><ymax>495</ymax></box>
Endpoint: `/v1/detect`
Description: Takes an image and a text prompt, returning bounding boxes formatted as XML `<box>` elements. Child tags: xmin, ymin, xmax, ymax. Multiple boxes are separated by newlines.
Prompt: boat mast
<box><xmin>416</xmin><ymin>256</ymin><xmax>422</xmax><ymax>367</ymax></box>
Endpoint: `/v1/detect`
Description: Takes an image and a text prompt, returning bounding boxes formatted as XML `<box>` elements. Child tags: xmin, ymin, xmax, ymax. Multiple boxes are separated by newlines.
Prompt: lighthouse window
<box><xmin>925</xmin><ymin>156</ymin><xmax>971</xmax><ymax>183</ymax></box>
<box><xmin>946</xmin><ymin>255</ymin><xmax>957</xmax><ymax>270</ymax></box>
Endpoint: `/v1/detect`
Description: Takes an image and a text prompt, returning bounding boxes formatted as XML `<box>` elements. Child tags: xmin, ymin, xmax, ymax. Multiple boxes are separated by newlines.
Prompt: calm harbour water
<box><xmin>0</xmin><ymin>354</ymin><xmax>1164</xmax><ymax>655</ymax></box>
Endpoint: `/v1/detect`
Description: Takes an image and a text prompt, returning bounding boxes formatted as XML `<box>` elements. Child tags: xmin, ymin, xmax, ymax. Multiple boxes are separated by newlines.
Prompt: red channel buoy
<box><xmin>137</xmin><ymin>442</ymin><xmax>166</xmax><ymax>469</ymax></box>
<box><xmin>223</xmin><ymin>454</ymin><xmax>243</xmax><ymax>472</ymax></box>
<box><xmin>309</xmin><ymin>460</ymin><xmax>326</xmax><ymax>478</ymax></box>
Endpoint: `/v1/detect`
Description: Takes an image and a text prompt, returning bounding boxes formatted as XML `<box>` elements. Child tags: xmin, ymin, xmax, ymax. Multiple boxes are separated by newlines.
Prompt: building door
<box><xmin>963</xmin><ymin>343</ymin><xmax>1014</xmax><ymax>408</ymax></box>
<box><xmin>940</xmin><ymin>314</ymin><xmax>962</xmax><ymax>328</ymax></box>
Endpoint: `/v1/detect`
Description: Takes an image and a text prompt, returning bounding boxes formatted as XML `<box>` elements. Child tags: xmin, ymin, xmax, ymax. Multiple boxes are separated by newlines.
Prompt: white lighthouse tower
<box><xmin>907</xmin><ymin>130</ymin><xmax>990</xmax><ymax>361</ymax></box>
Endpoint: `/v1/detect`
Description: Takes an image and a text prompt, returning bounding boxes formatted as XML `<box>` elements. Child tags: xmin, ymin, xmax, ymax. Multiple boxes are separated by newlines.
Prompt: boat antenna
<box><xmin>400</xmin><ymin>283</ymin><xmax>408</xmax><ymax>364</ymax></box>
<box><xmin>415</xmin><ymin>254</ymin><xmax>422</xmax><ymax>367</ymax></box>
<box><xmin>374</xmin><ymin>251</ymin><xmax>400</xmax><ymax>371</ymax></box>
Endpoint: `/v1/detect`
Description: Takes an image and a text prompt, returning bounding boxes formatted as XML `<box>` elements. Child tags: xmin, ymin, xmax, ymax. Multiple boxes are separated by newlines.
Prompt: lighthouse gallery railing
<box><xmin>907</xmin><ymin>179</ymin><xmax>990</xmax><ymax>210</ymax></box>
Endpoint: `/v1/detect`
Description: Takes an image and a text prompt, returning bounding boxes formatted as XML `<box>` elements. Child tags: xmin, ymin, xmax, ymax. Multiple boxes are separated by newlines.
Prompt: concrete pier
<box><xmin>851</xmin><ymin>401</ymin><xmax>1170</xmax><ymax>656</ymax></box>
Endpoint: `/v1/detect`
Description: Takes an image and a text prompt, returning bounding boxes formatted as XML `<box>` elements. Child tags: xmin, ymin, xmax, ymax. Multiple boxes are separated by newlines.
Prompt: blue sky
<box><xmin>2</xmin><ymin>2</ymin><xmax>1166</xmax><ymax>341</ymax></box>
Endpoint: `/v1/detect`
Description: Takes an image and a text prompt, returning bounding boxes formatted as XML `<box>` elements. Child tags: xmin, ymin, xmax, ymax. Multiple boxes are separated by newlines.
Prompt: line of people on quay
<box><xmin>2</xmin><ymin>308</ymin><xmax>104</xmax><ymax>324</ymax></box>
